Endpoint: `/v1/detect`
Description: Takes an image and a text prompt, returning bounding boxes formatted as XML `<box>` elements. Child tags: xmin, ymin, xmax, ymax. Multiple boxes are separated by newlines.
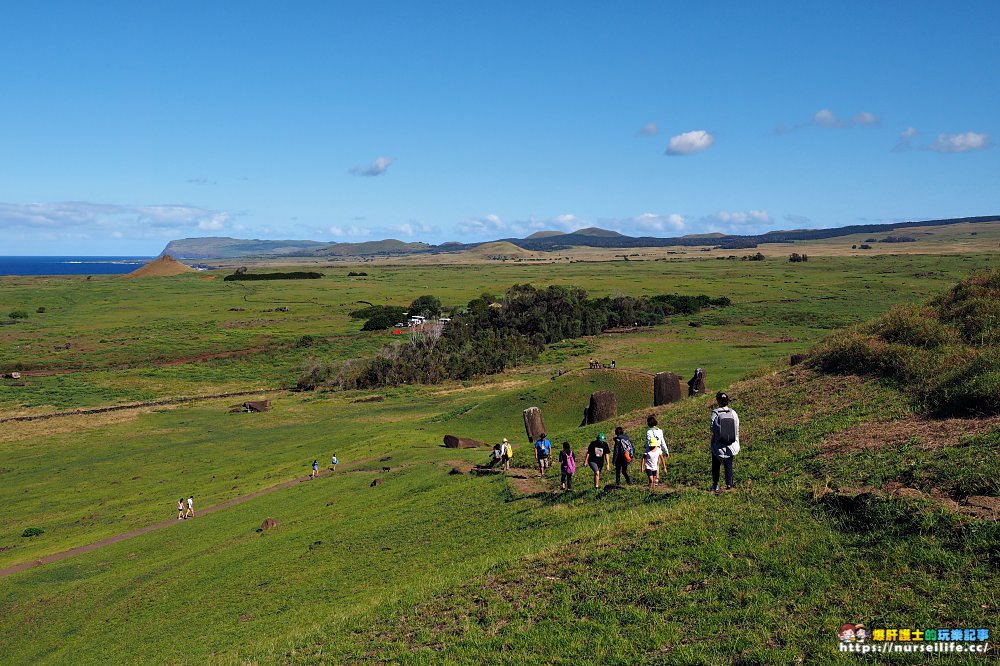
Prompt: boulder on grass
<box><xmin>654</xmin><ymin>372</ymin><xmax>683</xmax><ymax>406</ymax></box>
<box><xmin>370</xmin><ymin>478</ymin><xmax>382</xmax><ymax>487</ymax></box>
<box><xmin>443</xmin><ymin>434</ymin><xmax>488</xmax><ymax>449</ymax></box>
<box><xmin>259</xmin><ymin>517</ymin><xmax>278</xmax><ymax>532</ymax></box>
<box><xmin>523</xmin><ymin>407</ymin><xmax>547</xmax><ymax>442</ymax></box>
<box><xmin>585</xmin><ymin>390</ymin><xmax>617</xmax><ymax>424</ymax></box>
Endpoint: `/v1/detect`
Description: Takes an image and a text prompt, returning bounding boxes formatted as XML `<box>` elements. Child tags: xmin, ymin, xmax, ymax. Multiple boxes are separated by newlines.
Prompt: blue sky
<box><xmin>1</xmin><ymin>1</ymin><xmax>997</xmax><ymax>255</ymax></box>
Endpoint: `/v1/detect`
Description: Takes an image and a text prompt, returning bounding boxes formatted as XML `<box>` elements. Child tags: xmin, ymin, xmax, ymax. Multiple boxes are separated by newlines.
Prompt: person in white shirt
<box><xmin>645</xmin><ymin>415</ymin><xmax>669</xmax><ymax>486</ymax></box>
<box><xmin>710</xmin><ymin>392</ymin><xmax>741</xmax><ymax>493</ymax></box>
<box><xmin>185</xmin><ymin>495</ymin><xmax>194</xmax><ymax>518</ymax></box>
<box><xmin>643</xmin><ymin>443</ymin><xmax>665</xmax><ymax>489</ymax></box>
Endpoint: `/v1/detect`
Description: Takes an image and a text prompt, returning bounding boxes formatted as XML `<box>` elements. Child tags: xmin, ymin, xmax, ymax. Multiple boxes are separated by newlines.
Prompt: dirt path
<box><xmin>0</xmin><ymin>456</ymin><xmax>378</xmax><ymax>579</ymax></box>
<box><xmin>0</xmin><ymin>388</ymin><xmax>290</xmax><ymax>425</ymax></box>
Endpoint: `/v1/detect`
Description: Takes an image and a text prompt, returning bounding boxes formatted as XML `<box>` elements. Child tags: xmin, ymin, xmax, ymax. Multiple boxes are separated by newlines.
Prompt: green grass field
<box><xmin>1</xmin><ymin>253</ymin><xmax>997</xmax><ymax>664</ymax></box>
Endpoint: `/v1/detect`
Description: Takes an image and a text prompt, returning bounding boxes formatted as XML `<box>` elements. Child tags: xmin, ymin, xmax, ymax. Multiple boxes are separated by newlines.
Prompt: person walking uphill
<box><xmin>710</xmin><ymin>391</ymin><xmax>741</xmax><ymax>493</ymax></box>
<box><xmin>559</xmin><ymin>441</ymin><xmax>576</xmax><ymax>491</ymax></box>
<box><xmin>585</xmin><ymin>433</ymin><xmax>611</xmax><ymax>489</ymax></box>
<box><xmin>645</xmin><ymin>415</ymin><xmax>669</xmax><ymax>485</ymax></box>
<box><xmin>612</xmin><ymin>426</ymin><xmax>634</xmax><ymax>485</ymax></box>
<box><xmin>535</xmin><ymin>434</ymin><xmax>552</xmax><ymax>477</ymax></box>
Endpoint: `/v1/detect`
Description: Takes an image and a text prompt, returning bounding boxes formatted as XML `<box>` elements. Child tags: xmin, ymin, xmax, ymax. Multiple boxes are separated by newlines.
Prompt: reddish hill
<box><xmin>128</xmin><ymin>255</ymin><xmax>197</xmax><ymax>277</ymax></box>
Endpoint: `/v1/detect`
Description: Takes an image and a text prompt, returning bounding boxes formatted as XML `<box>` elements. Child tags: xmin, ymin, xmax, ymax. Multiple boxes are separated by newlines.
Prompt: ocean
<box><xmin>0</xmin><ymin>256</ymin><xmax>154</xmax><ymax>276</ymax></box>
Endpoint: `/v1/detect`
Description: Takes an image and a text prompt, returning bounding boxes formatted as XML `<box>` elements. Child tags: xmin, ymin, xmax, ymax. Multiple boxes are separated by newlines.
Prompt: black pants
<box><xmin>712</xmin><ymin>455</ymin><xmax>734</xmax><ymax>488</ymax></box>
<box><xmin>615</xmin><ymin>460</ymin><xmax>631</xmax><ymax>485</ymax></box>
<box><xmin>561</xmin><ymin>471</ymin><xmax>573</xmax><ymax>489</ymax></box>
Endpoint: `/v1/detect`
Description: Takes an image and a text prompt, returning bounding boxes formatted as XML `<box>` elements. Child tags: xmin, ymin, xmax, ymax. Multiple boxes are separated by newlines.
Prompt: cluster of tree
<box><xmin>880</xmin><ymin>235</ymin><xmax>917</xmax><ymax>243</ymax></box>
<box><xmin>223</xmin><ymin>271</ymin><xmax>323</xmax><ymax>281</ymax></box>
<box><xmin>788</xmin><ymin>253</ymin><xmax>809</xmax><ymax>262</ymax></box>
<box><xmin>349</xmin><ymin>295</ymin><xmax>444</xmax><ymax>331</ymax></box>
<box><xmin>347</xmin><ymin>271</ymin><xmax>368</xmax><ymax>276</ymax></box>
<box><xmin>741</xmin><ymin>252</ymin><xmax>767</xmax><ymax>261</ymax></box>
<box><xmin>301</xmin><ymin>284</ymin><xmax>730</xmax><ymax>390</ymax></box>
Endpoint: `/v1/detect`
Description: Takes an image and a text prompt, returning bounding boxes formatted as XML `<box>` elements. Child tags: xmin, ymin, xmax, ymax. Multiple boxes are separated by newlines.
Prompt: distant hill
<box><xmin>128</xmin><ymin>255</ymin><xmax>196</xmax><ymax>277</ymax></box>
<box><xmin>301</xmin><ymin>239</ymin><xmax>431</xmax><ymax>257</ymax></box>
<box><xmin>161</xmin><ymin>237</ymin><xmax>328</xmax><ymax>260</ymax></box>
<box><xmin>162</xmin><ymin>215</ymin><xmax>1000</xmax><ymax>260</ymax></box>
<box><xmin>572</xmin><ymin>227</ymin><xmax>624</xmax><ymax>237</ymax></box>
<box><xmin>682</xmin><ymin>232</ymin><xmax>726</xmax><ymax>239</ymax></box>
<box><xmin>463</xmin><ymin>241</ymin><xmax>538</xmax><ymax>259</ymax></box>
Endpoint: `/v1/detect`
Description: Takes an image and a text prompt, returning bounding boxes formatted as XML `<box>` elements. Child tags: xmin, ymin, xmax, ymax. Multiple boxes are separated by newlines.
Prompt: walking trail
<box><xmin>0</xmin><ymin>456</ymin><xmax>377</xmax><ymax>579</ymax></box>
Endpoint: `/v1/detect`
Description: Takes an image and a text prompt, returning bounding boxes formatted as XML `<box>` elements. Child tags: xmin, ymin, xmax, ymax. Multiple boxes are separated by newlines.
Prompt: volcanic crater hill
<box><xmin>160</xmin><ymin>215</ymin><xmax>1000</xmax><ymax>261</ymax></box>
<box><xmin>128</xmin><ymin>255</ymin><xmax>197</xmax><ymax>277</ymax></box>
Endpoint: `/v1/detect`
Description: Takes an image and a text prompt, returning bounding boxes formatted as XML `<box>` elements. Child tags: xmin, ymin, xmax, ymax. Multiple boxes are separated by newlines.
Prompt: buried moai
<box><xmin>653</xmin><ymin>372</ymin><xmax>684</xmax><ymax>406</ymax></box>
<box><xmin>688</xmin><ymin>368</ymin><xmax>706</xmax><ymax>397</ymax></box>
<box><xmin>522</xmin><ymin>406</ymin><xmax>547</xmax><ymax>442</ymax></box>
<box><xmin>583</xmin><ymin>390</ymin><xmax>617</xmax><ymax>425</ymax></box>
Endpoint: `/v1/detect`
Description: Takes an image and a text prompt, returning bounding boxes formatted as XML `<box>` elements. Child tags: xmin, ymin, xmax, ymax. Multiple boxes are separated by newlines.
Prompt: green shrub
<box><xmin>36</xmin><ymin>306</ymin><xmax>46</xmax><ymax>313</ymax></box>
<box><xmin>8</xmin><ymin>310</ymin><xmax>28</xmax><ymax>320</ymax></box>
<box><xmin>21</xmin><ymin>527</ymin><xmax>44</xmax><ymax>537</ymax></box>
<box><xmin>810</xmin><ymin>269</ymin><xmax>1000</xmax><ymax>416</ymax></box>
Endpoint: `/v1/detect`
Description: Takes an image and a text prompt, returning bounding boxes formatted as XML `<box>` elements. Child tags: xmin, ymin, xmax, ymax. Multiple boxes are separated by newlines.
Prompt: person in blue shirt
<box><xmin>534</xmin><ymin>433</ymin><xmax>552</xmax><ymax>477</ymax></box>
<box><xmin>310</xmin><ymin>459</ymin><xmax>319</xmax><ymax>480</ymax></box>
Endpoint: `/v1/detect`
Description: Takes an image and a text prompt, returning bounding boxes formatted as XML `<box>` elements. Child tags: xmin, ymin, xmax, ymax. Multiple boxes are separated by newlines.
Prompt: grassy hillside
<box><xmin>1</xmin><ymin>258</ymin><xmax>998</xmax><ymax>664</ymax></box>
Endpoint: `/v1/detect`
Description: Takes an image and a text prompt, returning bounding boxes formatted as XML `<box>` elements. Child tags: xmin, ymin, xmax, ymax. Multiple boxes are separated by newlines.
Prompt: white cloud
<box><xmin>813</xmin><ymin>109</ymin><xmax>842</xmax><ymax>128</ymax></box>
<box><xmin>393</xmin><ymin>220</ymin><xmax>434</xmax><ymax>237</ymax></box>
<box><xmin>349</xmin><ymin>156</ymin><xmax>393</xmax><ymax>177</ymax></box>
<box><xmin>702</xmin><ymin>210</ymin><xmax>772</xmax><ymax>234</ymax></box>
<box><xmin>629</xmin><ymin>213</ymin><xmax>686</xmax><ymax>233</ymax></box>
<box><xmin>928</xmin><ymin>132</ymin><xmax>990</xmax><ymax>153</ymax></box>
<box><xmin>665</xmin><ymin>130</ymin><xmax>715</xmax><ymax>156</ymax></box>
<box><xmin>779</xmin><ymin>109</ymin><xmax>880</xmax><ymax>133</ymax></box>
<box><xmin>0</xmin><ymin>202</ymin><xmax>234</xmax><ymax>238</ymax></box>
<box><xmin>892</xmin><ymin>126</ymin><xmax>919</xmax><ymax>152</ymax></box>
<box><xmin>851</xmin><ymin>111</ymin><xmax>879</xmax><ymax>126</ymax></box>
<box><xmin>636</xmin><ymin>122</ymin><xmax>659</xmax><ymax>137</ymax></box>
<box><xmin>328</xmin><ymin>224</ymin><xmax>368</xmax><ymax>238</ymax></box>
<box><xmin>457</xmin><ymin>214</ymin><xmax>508</xmax><ymax>236</ymax></box>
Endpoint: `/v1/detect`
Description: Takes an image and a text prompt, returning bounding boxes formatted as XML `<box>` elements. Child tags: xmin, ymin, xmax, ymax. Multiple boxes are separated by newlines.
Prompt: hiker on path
<box><xmin>584</xmin><ymin>433</ymin><xmax>611</xmax><ymax>489</ymax></box>
<box><xmin>645</xmin><ymin>415</ymin><xmax>669</xmax><ymax>486</ymax></box>
<box><xmin>331</xmin><ymin>454</ymin><xmax>339</xmax><ymax>471</ymax></box>
<box><xmin>559</xmin><ymin>441</ymin><xmax>576</xmax><ymax>491</ymax></box>
<box><xmin>710</xmin><ymin>391</ymin><xmax>741</xmax><ymax>493</ymax></box>
<box><xmin>485</xmin><ymin>442</ymin><xmax>504</xmax><ymax>469</ymax></box>
<box><xmin>612</xmin><ymin>426</ymin><xmax>634</xmax><ymax>485</ymax></box>
<box><xmin>185</xmin><ymin>496</ymin><xmax>194</xmax><ymax>518</ymax></box>
<box><xmin>534</xmin><ymin>433</ymin><xmax>552</xmax><ymax>477</ymax></box>
<box><xmin>500</xmin><ymin>438</ymin><xmax>512</xmax><ymax>471</ymax></box>
<box><xmin>177</xmin><ymin>498</ymin><xmax>185</xmax><ymax>520</ymax></box>
<box><xmin>643</xmin><ymin>443</ymin><xmax>665</xmax><ymax>490</ymax></box>
<box><xmin>310</xmin><ymin>460</ymin><xmax>319</xmax><ymax>480</ymax></box>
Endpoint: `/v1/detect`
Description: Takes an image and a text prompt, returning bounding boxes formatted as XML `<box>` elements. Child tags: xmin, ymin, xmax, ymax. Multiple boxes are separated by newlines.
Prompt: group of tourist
<box><xmin>176</xmin><ymin>496</ymin><xmax>195</xmax><ymax>519</ymax></box>
<box><xmin>310</xmin><ymin>454</ymin><xmax>340</xmax><ymax>479</ymax></box>
<box><xmin>530</xmin><ymin>391</ymin><xmax>741</xmax><ymax>493</ymax></box>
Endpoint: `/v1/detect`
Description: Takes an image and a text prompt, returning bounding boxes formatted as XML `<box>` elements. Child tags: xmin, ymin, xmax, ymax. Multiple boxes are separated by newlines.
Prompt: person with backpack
<box><xmin>710</xmin><ymin>391</ymin><xmax>741</xmax><ymax>493</ymax></box>
<box><xmin>584</xmin><ymin>433</ymin><xmax>611</xmax><ymax>489</ymax></box>
<box><xmin>534</xmin><ymin>433</ymin><xmax>552</xmax><ymax>477</ymax></box>
<box><xmin>645</xmin><ymin>415</ymin><xmax>669</xmax><ymax>485</ymax></box>
<box><xmin>331</xmin><ymin>454</ymin><xmax>339</xmax><ymax>471</ymax></box>
<box><xmin>559</xmin><ymin>441</ymin><xmax>576</xmax><ymax>491</ymax></box>
<box><xmin>501</xmin><ymin>438</ymin><xmax>513</xmax><ymax>471</ymax></box>
<box><xmin>612</xmin><ymin>426</ymin><xmax>634</xmax><ymax>485</ymax></box>
<box><xmin>310</xmin><ymin>460</ymin><xmax>319</xmax><ymax>480</ymax></box>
